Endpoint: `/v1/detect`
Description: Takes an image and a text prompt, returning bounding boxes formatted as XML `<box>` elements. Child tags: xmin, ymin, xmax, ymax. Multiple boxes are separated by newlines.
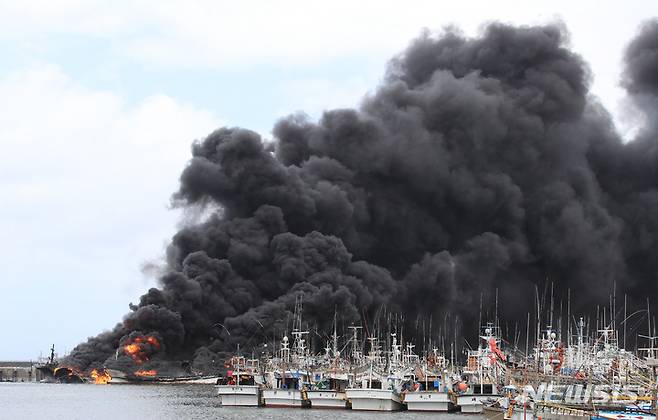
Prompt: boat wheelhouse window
<box><xmin>424</xmin><ymin>378</ymin><xmax>441</xmax><ymax>391</ymax></box>
<box><xmin>474</xmin><ymin>384</ymin><xmax>493</xmax><ymax>394</ymax></box>
<box><xmin>238</xmin><ymin>375</ymin><xmax>255</xmax><ymax>385</ymax></box>
<box><xmin>278</xmin><ymin>377</ymin><xmax>300</xmax><ymax>390</ymax></box>
<box><xmin>330</xmin><ymin>379</ymin><xmax>347</xmax><ymax>392</ymax></box>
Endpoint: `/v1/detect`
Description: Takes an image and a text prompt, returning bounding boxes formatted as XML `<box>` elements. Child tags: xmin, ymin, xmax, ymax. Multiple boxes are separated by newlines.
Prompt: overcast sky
<box><xmin>1</xmin><ymin>0</ymin><xmax>657</xmax><ymax>360</ymax></box>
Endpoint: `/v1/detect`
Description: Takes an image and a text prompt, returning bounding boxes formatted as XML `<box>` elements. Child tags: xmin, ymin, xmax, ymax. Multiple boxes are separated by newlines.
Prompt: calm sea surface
<box><xmin>0</xmin><ymin>383</ymin><xmax>476</xmax><ymax>420</ymax></box>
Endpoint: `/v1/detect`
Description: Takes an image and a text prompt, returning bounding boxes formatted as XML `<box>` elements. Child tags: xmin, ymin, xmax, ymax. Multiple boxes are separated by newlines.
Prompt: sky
<box><xmin>1</xmin><ymin>0</ymin><xmax>657</xmax><ymax>361</ymax></box>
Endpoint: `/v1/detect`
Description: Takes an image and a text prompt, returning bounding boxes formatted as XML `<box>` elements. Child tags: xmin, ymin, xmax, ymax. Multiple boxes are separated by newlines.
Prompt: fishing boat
<box><xmin>215</xmin><ymin>356</ymin><xmax>263</xmax><ymax>406</ymax></box>
<box><xmin>261</xmin><ymin>368</ymin><xmax>311</xmax><ymax>408</ymax></box>
<box><xmin>306</xmin><ymin>373</ymin><xmax>349</xmax><ymax>409</ymax></box>
<box><xmin>306</xmin><ymin>388</ymin><xmax>348</xmax><ymax>408</ymax></box>
<box><xmin>347</xmin><ymin>386</ymin><xmax>404</xmax><ymax>411</ymax></box>
<box><xmin>345</xmin><ymin>335</ymin><xmax>405</xmax><ymax>411</ymax></box>
<box><xmin>404</xmin><ymin>348</ymin><xmax>457</xmax><ymax>412</ymax></box>
<box><xmin>404</xmin><ymin>388</ymin><xmax>455</xmax><ymax>412</ymax></box>
<box><xmin>261</xmin><ymin>325</ymin><xmax>312</xmax><ymax>408</ymax></box>
<box><xmin>305</xmin><ymin>315</ymin><xmax>350</xmax><ymax>408</ymax></box>
<box><xmin>456</xmin><ymin>325</ymin><xmax>505</xmax><ymax>413</ymax></box>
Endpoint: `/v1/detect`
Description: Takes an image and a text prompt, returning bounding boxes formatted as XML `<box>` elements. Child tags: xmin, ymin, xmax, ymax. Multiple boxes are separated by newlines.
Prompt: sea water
<box><xmin>0</xmin><ymin>382</ymin><xmax>470</xmax><ymax>419</ymax></box>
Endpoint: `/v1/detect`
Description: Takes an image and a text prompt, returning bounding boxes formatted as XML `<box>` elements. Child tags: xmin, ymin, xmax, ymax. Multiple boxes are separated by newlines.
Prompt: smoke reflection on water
<box><xmin>0</xmin><ymin>383</ymin><xmax>461</xmax><ymax>420</ymax></box>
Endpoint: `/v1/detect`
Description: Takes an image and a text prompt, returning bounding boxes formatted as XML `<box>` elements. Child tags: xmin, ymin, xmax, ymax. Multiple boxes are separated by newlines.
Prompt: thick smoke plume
<box><xmin>66</xmin><ymin>20</ymin><xmax>658</xmax><ymax>372</ymax></box>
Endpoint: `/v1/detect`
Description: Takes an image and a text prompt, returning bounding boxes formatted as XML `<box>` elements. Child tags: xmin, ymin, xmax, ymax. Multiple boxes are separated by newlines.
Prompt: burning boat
<box><xmin>90</xmin><ymin>368</ymin><xmax>112</xmax><ymax>384</ymax></box>
<box><xmin>105</xmin><ymin>367</ymin><xmax>219</xmax><ymax>384</ymax></box>
<box><xmin>36</xmin><ymin>345</ymin><xmax>86</xmax><ymax>383</ymax></box>
<box><xmin>100</xmin><ymin>334</ymin><xmax>219</xmax><ymax>384</ymax></box>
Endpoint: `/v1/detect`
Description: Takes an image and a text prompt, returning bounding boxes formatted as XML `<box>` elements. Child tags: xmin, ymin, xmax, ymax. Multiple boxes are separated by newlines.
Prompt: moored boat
<box><xmin>216</xmin><ymin>385</ymin><xmax>262</xmax><ymax>406</ymax></box>
<box><xmin>304</xmin><ymin>389</ymin><xmax>347</xmax><ymax>409</ymax></box>
<box><xmin>215</xmin><ymin>356</ymin><xmax>263</xmax><ymax>406</ymax></box>
<box><xmin>346</xmin><ymin>387</ymin><xmax>404</xmax><ymax>411</ymax></box>
<box><xmin>306</xmin><ymin>375</ymin><xmax>349</xmax><ymax>408</ymax></box>
<box><xmin>262</xmin><ymin>374</ymin><xmax>310</xmax><ymax>409</ymax></box>
<box><xmin>261</xmin><ymin>369</ymin><xmax>310</xmax><ymax>408</ymax></box>
<box><xmin>404</xmin><ymin>390</ymin><xmax>455</xmax><ymax>412</ymax></box>
<box><xmin>456</xmin><ymin>324</ymin><xmax>507</xmax><ymax>413</ymax></box>
<box><xmin>346</xmin><ymin>334</ymin><xmax>406</xmax><ymax>411</ymax></box>
<box><xmin>404</xmin><ymin>349</ymin><xmax>456</xmax><ymax>412</ymax></box>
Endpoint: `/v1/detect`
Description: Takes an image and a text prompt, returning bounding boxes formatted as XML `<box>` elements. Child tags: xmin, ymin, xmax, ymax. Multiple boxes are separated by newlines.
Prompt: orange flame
<box><xmin>134</xmin><ymin>369</ymin><xmax>157</xmax><ymax>377</ymax></box>
<box><xmin>90</xmin><ymin>368</ymin><xmax>112</xmax><ymax>384</ymax></box>
<box><xmin>123</xmin><ymin>335</ymin><xmax>161</xmax><ymax>364</ymax></box>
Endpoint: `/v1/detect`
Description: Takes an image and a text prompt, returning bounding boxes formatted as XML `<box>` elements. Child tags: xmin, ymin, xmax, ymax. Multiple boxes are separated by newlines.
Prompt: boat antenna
<box><xmin>478</xmin><ymin>292</ymin><xmax>483</xmax><ymax>336</ymax></box>
<box><xmin>612</xmin><ymin>279</ymin><xmax>617</xmax><ymax>335</ymax></box>
<box><xmin>495</xmin><ymin>288</ymin><xmax>499</xmax><ymax>331</ymax></box>
<box><xmin>550</xmin><ymin>280</ymin><xmax>554</xmax><ymax>329</ymax></box>
<box><xmin>567</xmin><ymin>288</ymin><xmax>571</xmax><ymax>347</ymax></box>
<box><xmin>332</xmin><ymin>307</ymin><xmax>338</xmax><ymax>358</ymax></box>
<box><xmin>525</xmin><ymin>312</ymin><xmax>530</xmax><ymax>360</ymax></box>
<box><xmin>535</xmin><ymin>284</ymin><xmax>541</xmax><ymax>369</ymax></box>
<box><xmin>454</xmin><ymin>316</ymin><xmax>459</xmax><ymax>362</ymax></box>
<box><xmin>624</xmin><ymin>293</ymin><xmax>627</xmax><ymax>349</ymax></box>
<box><xmin>558</xmin><ymin>298</ymin><xmax>563</xmax><ymax>342</ymax></box>
<box><xmin>648</xmin><ymin>297</ymin><xmax>652</xmax><ymax>349</ymax></box>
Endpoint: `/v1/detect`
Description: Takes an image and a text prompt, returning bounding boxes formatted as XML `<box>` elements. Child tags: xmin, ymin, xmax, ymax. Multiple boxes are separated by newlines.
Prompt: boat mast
<box><xmin>525</xmin><ymin>312</ymin><xmax>530</xmax><ymax>361</ymax></box>
<box><xmin>649</xmin><ymin>297</ymin><xmax>652</xmax><ymax>349</ymax></box>
<box><xmin>550</xmin><ymin>281</ymin><xmax>554</xmax><ymax>330</ymax></box>
<box><xmin>535</xmin><ymin>285</ymin><xmax>541</xmax><ymax>372</ymax></box>
<box><xmin>612</xmin><ymin>279</ymin><xmax>617</xmax><ymax>339</ymax></box>
<box><xmin>332</xmin><ymin>308</ymin><xmax>338</xmax><ymax>359</ymax></box>
<box><xmin>495</xmin><ymin>289</ymin><xmax>499</xmax><ymax>331</ymax></box>
<box><xmin>567</xmin><ymin>288</ymin><xmax>571</xmax><ymax>347</ymax></box>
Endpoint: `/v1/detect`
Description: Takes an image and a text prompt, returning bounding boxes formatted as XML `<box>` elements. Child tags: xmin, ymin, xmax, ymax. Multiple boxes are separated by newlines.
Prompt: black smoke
<box><xmin>66</xmin><ymin>20</ymin><xmax>658</xmax><ymax>372</ymax></box>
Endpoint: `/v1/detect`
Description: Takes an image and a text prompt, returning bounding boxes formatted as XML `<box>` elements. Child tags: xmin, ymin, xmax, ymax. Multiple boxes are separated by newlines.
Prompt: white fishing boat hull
<box><xmin>404</xmin><ymin>391</ymin><xmax>455</xmax><ymax>411</ymax></box>
<box><xmin>262</xmin><ymin>388</ymin><xmax>306</xmax><ymax>408</ymax></box>
<box><xmin>458</xmin><ymin>394</ymin><xmax>495</xmax><ymax>413</ymax></box>
<box><xmin>346</xmin><ymin>388</ymin><xmax>404</xmax><ymax>411</ymax></box>
<box><xmin>215</xmin><ymin>385</ymin><xmax>261</xmax><ymax>406</ymax></box>
<box><xmin>306</xmin><ymin>390</ymin><xmax>348</xmax><ymax>409</ymax></box>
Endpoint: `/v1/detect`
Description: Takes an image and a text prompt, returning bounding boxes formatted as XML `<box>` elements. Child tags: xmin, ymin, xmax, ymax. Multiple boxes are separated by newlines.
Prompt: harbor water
<box><xmin>0</xmin><ymin>383</ymin><xmax>470</xmax><ymax>420</ymax></box>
